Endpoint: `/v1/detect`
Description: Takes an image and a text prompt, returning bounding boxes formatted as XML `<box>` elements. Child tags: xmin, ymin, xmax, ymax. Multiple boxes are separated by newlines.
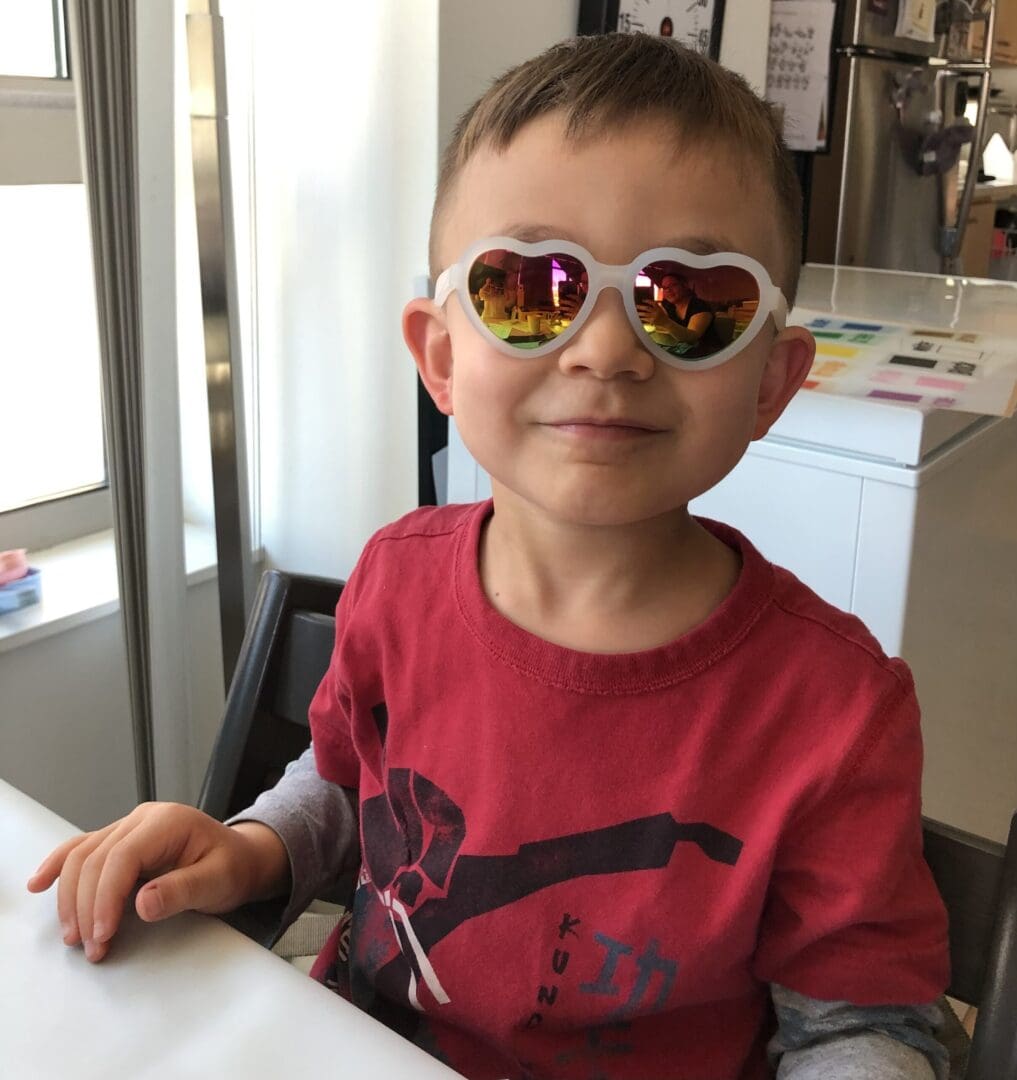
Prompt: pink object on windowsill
<box><xmin>0</xmin><ymin>549</ymin><xmax>30</xmax><ymax>586</ymax></box>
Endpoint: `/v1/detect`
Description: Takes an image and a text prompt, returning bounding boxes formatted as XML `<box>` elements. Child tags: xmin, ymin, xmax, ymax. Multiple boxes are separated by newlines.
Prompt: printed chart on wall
<box><xmin>798</xmin><ymin>312</ymin><xmax>1017</xmax><ymax>416</ymax></box>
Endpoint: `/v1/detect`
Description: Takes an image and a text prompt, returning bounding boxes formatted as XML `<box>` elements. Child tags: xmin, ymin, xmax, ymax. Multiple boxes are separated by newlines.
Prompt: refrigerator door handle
<box><xmin>939</xmin><ymin>0</ymin><xmax>997</xmax><ymax>272</ymax></box>
<box><xmin>940</xmin><ymin>70</ymin><xmax>992</xmax><ymax>273</ymax></box>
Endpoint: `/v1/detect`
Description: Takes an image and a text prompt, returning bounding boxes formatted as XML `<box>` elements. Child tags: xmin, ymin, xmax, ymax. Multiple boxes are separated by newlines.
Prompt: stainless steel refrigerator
<box><xmin>806</xmin><ymin>0</ymin><xmax>995</xmax><ymax>274</ymax></box>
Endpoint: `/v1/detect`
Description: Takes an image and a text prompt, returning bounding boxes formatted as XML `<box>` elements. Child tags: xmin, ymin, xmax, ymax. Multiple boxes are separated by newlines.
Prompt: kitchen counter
<box><xmin>973</xmin><ymin>179</ymin><xmax>1017</xmax><ymax>202</ymax></box>
<box><xmin>796</xmin><ymin>261</ymin><xmax>1017</xmax><ymax>335</ymax></box>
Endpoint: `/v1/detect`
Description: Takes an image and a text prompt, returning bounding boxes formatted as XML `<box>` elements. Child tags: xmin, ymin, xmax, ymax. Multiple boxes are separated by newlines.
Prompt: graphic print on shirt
<box><xmin>334</xmin><ymin>701</ymin><xmax>744</xmax><ymax>1022</ymax></box>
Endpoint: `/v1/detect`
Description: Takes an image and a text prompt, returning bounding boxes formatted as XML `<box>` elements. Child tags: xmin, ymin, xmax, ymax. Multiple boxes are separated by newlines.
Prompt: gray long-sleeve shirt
<box><xmin>229</xmin><ymin>746</ymin><xmax>951</xmax><ymax>1080</ymax></box>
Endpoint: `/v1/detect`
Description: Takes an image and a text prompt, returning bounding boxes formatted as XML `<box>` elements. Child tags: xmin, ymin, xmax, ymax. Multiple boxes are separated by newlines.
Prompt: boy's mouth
<box><xmin>546</xmin><ymin>417</ymin><xmax>667</xmax><ymax>438</ymax></box>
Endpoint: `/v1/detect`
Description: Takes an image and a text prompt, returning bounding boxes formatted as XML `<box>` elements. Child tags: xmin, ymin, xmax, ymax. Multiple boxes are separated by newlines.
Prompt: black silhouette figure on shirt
<box><xmin>332</xmin><ymin>702</ymin><xmax>743</xmax><ymax>1038</ymax></box>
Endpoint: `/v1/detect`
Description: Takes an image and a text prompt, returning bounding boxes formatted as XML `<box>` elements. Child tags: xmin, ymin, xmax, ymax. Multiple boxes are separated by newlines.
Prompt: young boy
<box><xmin>29</xmin><ymin>34</ymin><xmax>950</xmax><ymax>1080</ymax></box>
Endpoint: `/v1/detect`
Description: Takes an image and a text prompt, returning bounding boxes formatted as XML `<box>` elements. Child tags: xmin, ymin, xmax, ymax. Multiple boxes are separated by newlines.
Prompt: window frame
<box><xmin>0</xmin><ymin>486</ymin><xmax>111</xmax><ymax>553</ymax></box>
<box><xmin>0</xmin><ymin>4</ymin><xmax>111</xmax><ymax>553</ymax></box>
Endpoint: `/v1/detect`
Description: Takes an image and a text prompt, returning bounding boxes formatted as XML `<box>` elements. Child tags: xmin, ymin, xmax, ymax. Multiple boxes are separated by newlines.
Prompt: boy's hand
<box><xmin>25</xmin><ymin>803</ymin><xmax>290</xmax><ymax>963</ymax></box>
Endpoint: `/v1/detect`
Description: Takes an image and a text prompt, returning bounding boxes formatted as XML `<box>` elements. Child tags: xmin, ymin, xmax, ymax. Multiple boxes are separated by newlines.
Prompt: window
<box><xmin>0</xmin><ymin>1</ymin><xmax>68</xmax><ymax>78</ymax></box>
<box><xmin>0</xmin><ymin>185</ymin><xmax>105</xmax><ymax>515</ymax></box>
<box><xmin>0</xmin><ymin>1</ymin><xmax>108</xmax><ymax>550</ymax></box>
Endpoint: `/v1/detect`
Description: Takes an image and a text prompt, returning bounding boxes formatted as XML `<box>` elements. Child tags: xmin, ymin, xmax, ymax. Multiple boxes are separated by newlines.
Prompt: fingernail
<box><xmin>141</xmin><ymin>884</ymin><xmax>164</xmax><ymax>919</ymax></box>
<box><xmin>92</xmin><ymin>921</ymin><xmax>109</xmax><ymax>943</ymax></box>
<box><xmin>62</xmin><ymin>922</ymin><xmax>75</xmax><ymax>944</ymax></box>
<box><xmin>84</xmin><ymin>940</ymin><xmax>99</xmax><ymax>961</ymax></box>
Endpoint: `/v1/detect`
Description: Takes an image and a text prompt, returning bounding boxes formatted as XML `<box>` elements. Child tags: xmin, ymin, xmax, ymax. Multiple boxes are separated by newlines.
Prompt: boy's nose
<box><xmin>556</xmin><ymin>291</ymin><xmax>654</xmax><ymax>381</ymax></box>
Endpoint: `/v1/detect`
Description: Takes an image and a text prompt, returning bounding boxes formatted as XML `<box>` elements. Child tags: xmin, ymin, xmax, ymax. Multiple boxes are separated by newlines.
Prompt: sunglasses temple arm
<box><xmin>434</xmin><ymin>268</ymin><xmax>454</xmax><ymax>307</ymax></box>
<box><xmin>771</xmin><ymin>290</ymin><xmax>789</xmax><ymax>332</ymax></box>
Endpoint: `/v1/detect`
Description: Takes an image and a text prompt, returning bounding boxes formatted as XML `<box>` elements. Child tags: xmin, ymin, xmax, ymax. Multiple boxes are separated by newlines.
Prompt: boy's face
<box><xmin>406</xmin><ymin>112</ymin><xmax>814</xmax><ymax>528</ymax></box>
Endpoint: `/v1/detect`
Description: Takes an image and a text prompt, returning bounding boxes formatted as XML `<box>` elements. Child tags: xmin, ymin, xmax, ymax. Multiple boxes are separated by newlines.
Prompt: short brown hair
<box><xmin>431</xmin><ymin>33</ymin><xmax>803</xmax><ymax>302</ymax></box>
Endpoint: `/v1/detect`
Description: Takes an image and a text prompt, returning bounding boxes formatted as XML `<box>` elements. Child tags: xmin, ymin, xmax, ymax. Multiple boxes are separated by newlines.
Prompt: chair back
<box><xmin>923</xmin><ymin>813</ymin><xmax>1017</xmax><ymax>1079</ymax></box>
<box><xmin>198</xmin><ymin>570</ymin><xmax>343</xmax><ymax>821</ymax></box>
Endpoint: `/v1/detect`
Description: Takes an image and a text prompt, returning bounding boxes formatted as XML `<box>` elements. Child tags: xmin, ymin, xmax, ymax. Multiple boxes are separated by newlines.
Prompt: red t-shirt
<box><xmin>309</xmin><ymin>501</ymin><xmax>948</xmax><ymax>1080</ymax></box>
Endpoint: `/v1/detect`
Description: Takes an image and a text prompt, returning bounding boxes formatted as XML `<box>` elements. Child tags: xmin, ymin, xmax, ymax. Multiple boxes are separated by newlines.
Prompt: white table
<box><xmin>0</xmin><ymin>780</ymin><xmax>462</xmax><ymax>1078</ymax></box>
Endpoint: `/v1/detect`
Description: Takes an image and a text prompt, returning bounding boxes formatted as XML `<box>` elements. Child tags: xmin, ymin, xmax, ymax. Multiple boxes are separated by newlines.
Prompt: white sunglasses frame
<box><xmin>433</xmin><ymin>236</ymin><xmax>789</xmax><ymax>372</ymax></box>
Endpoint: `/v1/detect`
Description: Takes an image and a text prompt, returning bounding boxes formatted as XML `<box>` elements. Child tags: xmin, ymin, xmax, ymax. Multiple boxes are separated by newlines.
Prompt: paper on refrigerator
<box><xmin>894</xmin><ymin>0</ymin><xmax>937</xmax><ymax>44</ymax></box>
<box><xmin>766</xmin><ymin>1</ymin><xmax>836</xmax><ymax>152</ymax></box>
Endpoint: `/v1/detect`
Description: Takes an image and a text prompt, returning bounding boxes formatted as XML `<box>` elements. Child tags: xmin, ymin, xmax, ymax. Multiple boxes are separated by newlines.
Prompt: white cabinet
<box><xmin>692</xmin><ymin>416</ymin><xmax>1017</xmax><ymax>843</ymax></box>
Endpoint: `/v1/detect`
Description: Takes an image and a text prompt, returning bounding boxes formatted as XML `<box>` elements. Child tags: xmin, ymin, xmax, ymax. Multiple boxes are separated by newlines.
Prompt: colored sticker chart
<box><xmin>796</xmin><ymin>312</ymin><xmax>1017</xmax><ymax>417</ymax></box>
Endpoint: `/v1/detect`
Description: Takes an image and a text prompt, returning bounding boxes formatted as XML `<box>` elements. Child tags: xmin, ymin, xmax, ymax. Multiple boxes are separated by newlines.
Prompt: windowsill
<box><xmin>0</xmin><ymin>524</ymin><xmax>222</xmax><ymax>655</ymax></box>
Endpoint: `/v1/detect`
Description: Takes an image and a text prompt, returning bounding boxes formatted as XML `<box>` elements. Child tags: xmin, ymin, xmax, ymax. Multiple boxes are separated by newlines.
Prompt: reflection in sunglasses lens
<box><xmin>468</xmin><ymin>249</ymin><xmax>762</xmax><ymax>364</ymax></box>
<box><xmin>635</xmin><ymin>260</ymin><xmax>760</xmax><ymax>362</ymax></box>
<box><xmin>471</xmin><ymin>250</ymin><xmax>589</xmax><ymax>350</ymax></box>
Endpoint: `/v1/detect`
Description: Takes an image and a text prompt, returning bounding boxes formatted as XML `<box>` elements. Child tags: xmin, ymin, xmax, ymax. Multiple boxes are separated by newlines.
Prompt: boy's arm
<box><xmin>769</xmin><ymin>984</ymin><xmax>948</xmax><ymax>1080</ymax></box>
<box><xmin>223</xmin><ymin>745</ymin><xmax>360</xmax><ymax>948</ymax></box>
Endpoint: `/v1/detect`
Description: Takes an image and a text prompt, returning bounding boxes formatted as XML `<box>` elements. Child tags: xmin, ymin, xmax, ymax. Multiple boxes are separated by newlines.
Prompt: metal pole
<box><xmin>52</xmin><ymin>0</ymin><xmax>68</xmax><ymax>78</ymax></box>
<box><xmin>185</xmin><ymin>0</ymin><xmax>253</xmax><ymax>688</ymax></box>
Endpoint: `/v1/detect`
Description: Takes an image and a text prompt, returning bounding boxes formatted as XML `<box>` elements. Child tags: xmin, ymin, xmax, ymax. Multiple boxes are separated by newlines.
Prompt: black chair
<box><xmin>198</xmin><ymin>569</ymin><xmax>343</xmax><ymax>822</ymax></box>
<box><xmin>923</xmin><ymin>813</ymin><xmax>1017</xmax><ymax>1079</ymax></box>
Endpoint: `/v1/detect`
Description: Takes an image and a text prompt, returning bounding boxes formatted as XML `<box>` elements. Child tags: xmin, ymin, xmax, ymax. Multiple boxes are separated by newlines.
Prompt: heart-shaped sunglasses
<box><xmin>434</xmin><ymin>237</ymin><xmax>789</xmax><ymax>372</ymax></box>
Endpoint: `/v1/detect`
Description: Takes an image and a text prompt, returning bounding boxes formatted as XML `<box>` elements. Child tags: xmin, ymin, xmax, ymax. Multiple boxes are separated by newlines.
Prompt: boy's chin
<box><xmin>500</xmin><ymin>483</ymin><xmax>694</xmax><ymax>530</ymax></box>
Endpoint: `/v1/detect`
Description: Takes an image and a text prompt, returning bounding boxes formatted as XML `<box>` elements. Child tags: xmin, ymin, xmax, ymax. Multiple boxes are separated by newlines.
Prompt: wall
<box><xmin>0</xmin><ymin>577</ymin><xmax>225</xmax><ymax>831</ymax></box>
<box><xmin>437</xmin><ymin>0</ymin><xmax>580</xmax><ymax>151</ymax></box>
<box><xmin>252</xmin><ymin>1</ymin><xmax>439</xmax><ymax>582</ymax></box>
<box><xmin>991</xmin><ymin>64</ymin><xmax>1017</xmax><ymax>98</ymax></box>
<box><xmin>0</xmin><ymin>77</ymin><xmax>80</xmax><ymax>184</ymax></box>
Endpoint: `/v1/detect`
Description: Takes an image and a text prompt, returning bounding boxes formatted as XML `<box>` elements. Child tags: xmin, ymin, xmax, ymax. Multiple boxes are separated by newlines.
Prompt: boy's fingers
<box><xmin>53</xmin><ymin>820</ymin><xmax>127</xmax><ymax>944</ymax></box>
<box><xmin>55</xmin><ymin>831</ymin><xmax>111</xmax><ymax>943</ymax></box>
<box><xmin>83</xmin><ymin>938</ymin><xmax>110</xmax><ymax>963</ymax></box>
<box><xmin>26</xmin><ymin>832</ymin><xmax>91</xmax><ymax>892</ymax></box>
<box><xmin>90</xmin><ymin>838</ymin><xmax>159</xmax><ymax>944</ymax></box>
<box><xmin>82</xmin><ymin>815</ymin><xmax>185</xmax><ymax>944</ymax></box>
<box><xmin>74</xmin><ymin>826</ymin><xmax>131</xmax><ymax>947</ymax></box>
<box><xmin>29</xmin><ymin>806</ymin><xmax>239</xmax><ymax>953</ymax></box>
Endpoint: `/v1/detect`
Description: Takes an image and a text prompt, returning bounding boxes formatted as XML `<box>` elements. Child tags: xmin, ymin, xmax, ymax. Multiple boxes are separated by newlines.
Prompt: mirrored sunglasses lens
<box><xmin>634</xmin><ymin>259</ymin><xmax>761</xmax><ymax>362</ymax></box>
<box><xmin>469</xmin><ymin>250</ymin><xmax>589</xmax><ymax>350</ymax></box>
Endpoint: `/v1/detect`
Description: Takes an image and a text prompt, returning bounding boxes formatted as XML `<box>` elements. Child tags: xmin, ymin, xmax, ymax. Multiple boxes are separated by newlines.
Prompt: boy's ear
<box><xmin>752</xmin><ymin>326</ymin><xmax>816</xmax><ymax>441</ymax></box>
<box><xmin>403</xmin><ymin>298</ymin><xmax>454</xmax><ymax>416</ymax></box>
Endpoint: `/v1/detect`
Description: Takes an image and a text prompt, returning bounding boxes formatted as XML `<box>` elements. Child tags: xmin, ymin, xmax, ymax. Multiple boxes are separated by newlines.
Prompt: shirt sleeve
<box><xmin>224</xmin><ymin>745</ymin><xmax>360</xmax><ymax>947</ymax></box>
<box><xmin>307</xmin><ymin>562</ymin><xmax>364</xmax><ymax>789</ymax></box>
<box><xmin>769</xmin><ymin>984</ymin><xmax>949</xmax><ymax>1080</ymax></box>
<box><xmin>752</xmin><ymin>671</ymin><xmax>950</xmax><ymax>1005</ymax></box>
